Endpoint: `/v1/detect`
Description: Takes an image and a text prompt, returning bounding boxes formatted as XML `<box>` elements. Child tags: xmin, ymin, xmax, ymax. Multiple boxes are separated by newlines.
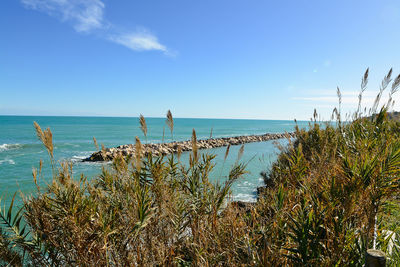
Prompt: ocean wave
<box><xmin>70</xmin><ymin>150</ymin><xmax>95</xmax><ymax>160</ymax></box>
<box><xmin>233</xmin><ymin>193</ymin><xmax>257</xmax><ymax>202</ymax></box>
<box><xmin>77</xmin><ymin>160</ymin><xmax>111</xmax><ymax>166</ymax></box>
<box><xmin>0</xmin><ymin>159</ymin><xmax>16</xmax><ymax>165</ymax></box>
<box><xmin>70</xmin><ymin>153</ymin><xmax>110</xmax><ymax>165</ymax></box>
<box><xmin>0</xmin><ymin>143</ymin><xmax>22</xmax><ymax>152</ymax></box>
<box><xmin>70</xmin><ymin>155</ymin><xmax>89</xmax><ymax>162</ymax></box>
<box><xmin>72</xmin><ymin>155</ymin><xmax>88</xmax><ymax>160</ymax></box>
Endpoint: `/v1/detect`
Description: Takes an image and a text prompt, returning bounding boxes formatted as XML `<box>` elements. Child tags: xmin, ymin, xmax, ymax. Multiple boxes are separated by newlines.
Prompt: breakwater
<box><xmin>83</xmin><ymin>132</ymin><xmax>295</xmax><ymax>162</ymax></box>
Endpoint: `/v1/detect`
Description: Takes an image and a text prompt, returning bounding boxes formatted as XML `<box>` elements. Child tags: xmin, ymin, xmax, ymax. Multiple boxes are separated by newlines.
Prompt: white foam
<box><xmin>72</xmin><ymin>155</ymin><xmax>87</xmax><ymax>160</ymax></box>
<box><xmin>69</xmin><ymin>152</ymin><xmax>109</xmax><ymax>166</ymax></box>
<box><xmin>70</xmin><ymin>151</ymin><xmax>95</xmax><ymax>162</ymax></box>
<box><xmin>0</xmin><ymin>159</ymin><xmax>15</xmax><ymax>165</ymax></box>
<box><xmin>78</xmin><ymin>161</ymin><xmax>110</xmax><ymax>166</ymax></box>
<box><xmin>233</xmin><ymin>193</ymin><xmax>257</xmax><ymax>202</ymax></box>
<box><xmin>0</xmin><ymin>143</ymin><xmax>22</xmax><ymax>152</ymax></box>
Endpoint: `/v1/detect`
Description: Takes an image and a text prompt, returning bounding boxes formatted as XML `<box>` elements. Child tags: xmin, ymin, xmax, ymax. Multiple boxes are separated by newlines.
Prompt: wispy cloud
<box><xmin>21</xmin><ymin>0</ymin><xmax>105</xmax><ymax>33</ymax></box>
<box><xmin>21</xmin><ymin>0</ymin><xmax>170</xmax><ymax>54</ymax></box>
<box><xmin>109</xmin><ymin>30</ymin><xmax>169</xmax><ymax>53</ymax></box>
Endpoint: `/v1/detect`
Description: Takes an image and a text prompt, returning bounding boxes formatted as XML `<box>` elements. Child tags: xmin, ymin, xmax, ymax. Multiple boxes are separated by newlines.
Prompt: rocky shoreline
<box><xmin>83</xmin><ymin>132</ymin><xmax>295</xmax><ymax>162</ymax></box>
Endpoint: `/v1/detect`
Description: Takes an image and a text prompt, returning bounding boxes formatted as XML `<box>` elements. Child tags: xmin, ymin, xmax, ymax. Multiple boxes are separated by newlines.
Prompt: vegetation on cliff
<box><xmin>253</xmin><ymin>69</ymin><xmax>400</xmax><ymax>266</ymax></box>
<box><xmin>1</xmin><ymin>69</ymin><xmax>400</xmax><ymax>266</ymax></box>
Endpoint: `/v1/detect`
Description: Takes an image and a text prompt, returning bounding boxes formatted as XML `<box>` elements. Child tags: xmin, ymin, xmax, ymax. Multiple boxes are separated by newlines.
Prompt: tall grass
<box><xmin>253</xmin><ymin>69</ymin><xmax>400</xmax><ymax>266</ymax></box>
<box><xmin>166</xmin><ymin>110</ymin><xmax>174</xmax><ymax>141</ymax></box>
<box><xmin>1</xmin><ymin>70</ymin><xmax>400</xmax><ymax>266</ymax></box>
<box><xmin>139</xmin><ymin>114</ymin><xmax>148</xmax><ymax>143</ymax></box>
<box><xmin>0</xmin><ymin>119</ymin><xmax>247</xmax><ymax>266</ymax></box>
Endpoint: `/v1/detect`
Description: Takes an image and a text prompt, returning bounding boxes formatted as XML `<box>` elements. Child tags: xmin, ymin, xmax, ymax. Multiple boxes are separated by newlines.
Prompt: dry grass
<box><xmin>166</xmin><ymin>110</ymin><xmax>174</xmax><ymax>141</ymax></box>
<box><xmin>2</xmin><ymin>70</ymin><xmax>400</xmax><ymax>266</ymax></box>
<box><xmin>139</xmin><ymin>114</ymin><xmax>148</xmax><ymax>142</ymax></box>
<box><xmin>1</xmin><ymin>121</ymin><xmax>248</xmax><ymax>266</ymax></box>
<box><xmin>33</xmin><ymin>121</ymin><xmax>53</xmax><ymax>159</ymax></box>
<box><xmin>93</xmin><ymin>136</ymin><xmax>99</xmax><ymax>151</ymax></box>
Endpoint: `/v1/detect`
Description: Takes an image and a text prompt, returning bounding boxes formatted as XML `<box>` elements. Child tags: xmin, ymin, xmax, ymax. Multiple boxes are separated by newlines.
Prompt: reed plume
<box><xmin>177</xmin><ymin>145</ymin><xmax>182</xmax><ymax>161</ymax></box>
<box><xmin>39</xmin><ymin>159</ymin><xmax>43</xmax><ymax>176</ymax></box>
<box><xmin>313</xmin><ymin>109</ymin><xmax>318</xmax><ymax>121</ymax></box>
<box><xmin>224</xmin><ymin>144</ymin><xmax>231</xmax><ymax>162</ymax></box>
<box><xmin>32</xmin><ymin>159</ymin><xmax>43</xmax><ymax>192</ymax></box>
<box><xmin>372</xmin><ymin>68</ymin><xmax>392</xmax><ymax>114</ymax></box>
<box><xmin>392</xmin><ymin>73</ymin><xmax>400</xmax><ymax>94</ymax></box>
<box><xmin>386</xmin><ymin>73</ymin><xmax>400</xmax><ymax>109</ymax></box>
<box><xmin>32</xmin><ymin>167</ymin><xmax>39</xmax><ymax>192</ymax></box>
<box><xmin>217</xmin><ymin>143</ymin><xmax>232</xmax><ymax>179</ymax></box>
<box><xmin>100</xmin><ymin>143</ymin><xmax>106</xmax><ymax>160</ymax></box>
<box><xmin>237</xmin><ymin>144</ymin><xmax>244</xmax><ymax>162</ymax></box>
<box><xmin>191</xmin><ymin>129</ymin><xmax>198</xmax><ymax>164</ymax></box>
<box><xmin>166</xmin><ymin>110</ymin><xmax>174</xmax><ymax>140</ymax></box>
<box><xmin>332</xmin><ymin>107</ymin><xmax>338</xmax><ymax>121</ymax></box>
<box><xmin>336</xmin><ymin>87</ymin><xmax>342</xmax><ymax>122</ymax></box>
<box><xmin>357</xmin><ymin>68</ymin><xmax>369</xmax><ymax>115</ymax></box>
<box><xmin>33</xmin><ymin>122</ymin><xmax>54</xmax><ymax>159</ymax></box>
<box><xmin>139</xmin><ymin>114</ymin><xmax>148</xmax><ymax>142</ymax></box>
<box><xmin>93</xmin><ymin>137</ymin><xmax>99</xmax><ymax>151</ymax></box>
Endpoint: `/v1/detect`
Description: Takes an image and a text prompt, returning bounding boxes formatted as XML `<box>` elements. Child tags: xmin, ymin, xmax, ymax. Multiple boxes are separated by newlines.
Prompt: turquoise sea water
<box><xmin>0</xmin><ymin>116</ymin><xmax>308</xmax><ymax>204</ymax></box>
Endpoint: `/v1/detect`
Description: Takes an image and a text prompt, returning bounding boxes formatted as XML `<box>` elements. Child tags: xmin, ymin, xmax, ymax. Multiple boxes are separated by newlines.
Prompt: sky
<box><xmin>1</xmin><ymin>0</ymin><xmax>400</xmax><ymax>120</ymax></box>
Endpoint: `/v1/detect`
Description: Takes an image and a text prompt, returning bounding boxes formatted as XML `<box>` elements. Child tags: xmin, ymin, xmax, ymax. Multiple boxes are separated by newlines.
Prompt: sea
<box><xmin>0</xmin><ymin>116</ymin><xmax>309</xmax><ymax>206</ymax></box>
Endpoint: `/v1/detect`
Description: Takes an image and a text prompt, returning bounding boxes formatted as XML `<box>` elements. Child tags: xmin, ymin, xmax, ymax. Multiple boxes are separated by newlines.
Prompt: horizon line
<box><xmin>0</xmin><ymin>114</ymin><xmax>302</xmax><ymax>122</ymax></box>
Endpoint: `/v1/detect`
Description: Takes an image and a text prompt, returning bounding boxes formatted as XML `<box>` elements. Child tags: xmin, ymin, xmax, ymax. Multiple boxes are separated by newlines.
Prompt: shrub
<box><xmin>0</xmin><ymin>128</ymin><xmax>249</xmax><ymax>266</ymax></box>
<box><xmin>2</xmin><ymin>70</ymin><xmax>400</xmax><ymax>266</ymax></box>
<box><xmin>254</xmin><ymin>69</ymin><xmax>400</xmax><ymax>266</ymax></box>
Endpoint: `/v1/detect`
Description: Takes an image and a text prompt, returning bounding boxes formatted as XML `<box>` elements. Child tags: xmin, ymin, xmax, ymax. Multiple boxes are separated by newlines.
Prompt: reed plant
<box><xmin>251</xmin><ymin>69</ymin><xmax>400</xmax><ymax>266</ymax></box>
<box><xmin>166</xmin><ymin>110</ymin><xmax>174</xmax><ymax>141</ymax></box>
<box><xmin>139</xmin><ymin>114</ymin><xmax>148</xmax><ymax>143</ymax></box>
<box><xmin>1</xmin><ymin>70</ymin><xmax>400</xmax><ymax>266</ymax></box>
<box><xmin>0</xmin><ymin>121</ymin><xmax>248</xmax><ymax>266</ymax></box>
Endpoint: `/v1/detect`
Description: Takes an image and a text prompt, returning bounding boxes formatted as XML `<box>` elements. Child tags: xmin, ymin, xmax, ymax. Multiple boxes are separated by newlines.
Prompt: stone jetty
<box><xmin>83</xmin><ymin>132</ymin><xmax>296</xmax><ymax>162</ymax></box>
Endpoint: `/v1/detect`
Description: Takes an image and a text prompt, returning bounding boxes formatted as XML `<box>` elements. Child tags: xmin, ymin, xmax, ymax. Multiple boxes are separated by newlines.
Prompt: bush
<box><xmin>2</xmin><ymin>69</ymin><xmax>400</xmax><ymax>266</ymax></box>
<box><xmin>253</xmin><ymin>69</ymin><xmax>400</xmax><ymax>266</ymax></box>
<box><xmin>0</xmin><ymin>128</ymin><xmax>249</xmax><ymax>266</ymax></box>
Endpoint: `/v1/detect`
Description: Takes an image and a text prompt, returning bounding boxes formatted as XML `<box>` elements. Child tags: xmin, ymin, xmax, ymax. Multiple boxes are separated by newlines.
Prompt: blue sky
<box><xmin>1</xmin><ymin>0</ymin><xmax>400</xmax><ymax>120</ymax></box>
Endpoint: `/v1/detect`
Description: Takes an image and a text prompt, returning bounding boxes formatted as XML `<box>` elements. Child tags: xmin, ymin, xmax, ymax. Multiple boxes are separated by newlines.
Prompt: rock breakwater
<box><xmin>83</xmin><ymin>132</ymin><xmax>295</xmax><ymax>162</ymax></box>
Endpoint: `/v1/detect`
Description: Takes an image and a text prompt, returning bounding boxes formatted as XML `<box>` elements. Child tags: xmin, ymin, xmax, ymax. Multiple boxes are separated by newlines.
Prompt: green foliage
<box><xmin>0</xmin><ymin>126</ymin><xmax>248</xmax><ymax>266</ymax></box>
<box><xmin>253</xmin><ymin>69</ymin><xmax>400</xmax><ymax>266</ymax></box>
<box><xmin>2</xmin><ymin>70</ymin><xmax>400</xmax><ymax>266</ymax></box>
